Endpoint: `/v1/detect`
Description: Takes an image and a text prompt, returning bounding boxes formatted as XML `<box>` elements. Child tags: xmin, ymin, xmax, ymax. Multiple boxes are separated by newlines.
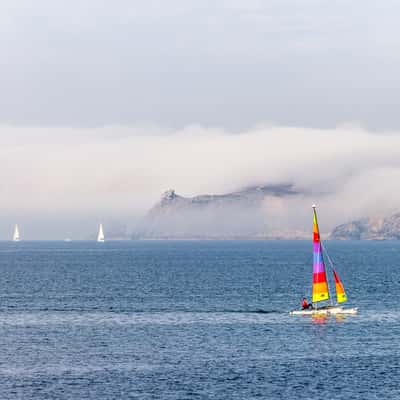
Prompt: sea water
<box><xmin>0</xmin><ymin>240</ymin><xmax>399</xmax><ymax>399</ymax></box>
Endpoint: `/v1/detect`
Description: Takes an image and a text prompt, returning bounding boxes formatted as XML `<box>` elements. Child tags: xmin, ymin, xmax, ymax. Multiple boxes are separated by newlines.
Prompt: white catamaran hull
<box><xmin>290</xmin><ymin>306</ymin><xmax>358</xmax><ymax>316</ymax></box>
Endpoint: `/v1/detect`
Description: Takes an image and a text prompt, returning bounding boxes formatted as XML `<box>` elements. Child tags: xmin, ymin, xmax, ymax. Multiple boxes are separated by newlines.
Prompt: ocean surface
<box><xmin>0</xmin><ymin>240</ymin><xmax>399</xmax><ymax>399</ymax></box>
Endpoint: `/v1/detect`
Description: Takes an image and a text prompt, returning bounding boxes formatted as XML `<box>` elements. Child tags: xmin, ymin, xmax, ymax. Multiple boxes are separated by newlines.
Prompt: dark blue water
<box><xmin>0</xmin><ymin>240</ymin><xmax>399</xmax><ymax>399</ymax></box>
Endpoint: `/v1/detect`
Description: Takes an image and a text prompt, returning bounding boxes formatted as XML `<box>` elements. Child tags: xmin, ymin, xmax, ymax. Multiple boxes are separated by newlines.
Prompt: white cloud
<box><xmin>0</xmin><ymin>124</ymin><xmax>399</xmax><ymax>238</ymax></box>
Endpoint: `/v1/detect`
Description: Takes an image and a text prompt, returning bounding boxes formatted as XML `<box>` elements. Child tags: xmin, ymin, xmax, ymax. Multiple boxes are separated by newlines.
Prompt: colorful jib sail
<box><xmin>312</xmin><ymin>206</ymin><xmax>330</xmax><ymax>303</ymax></box>
<box><xmin>333</xmin><ymin>269</ymin><xmax>348</xmax><ymax>303</ymax></box>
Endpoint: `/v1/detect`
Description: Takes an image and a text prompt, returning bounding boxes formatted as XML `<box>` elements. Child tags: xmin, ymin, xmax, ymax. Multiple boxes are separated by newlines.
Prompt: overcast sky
<box><xmin>1</xmin><ymin>1</ymin><xmax>400</xmax><ymax>238</ymax></box>
<box><xmin>2</xmin><ymin>0</ymin><xmax>400</xmax><ymax>129</ymax></box>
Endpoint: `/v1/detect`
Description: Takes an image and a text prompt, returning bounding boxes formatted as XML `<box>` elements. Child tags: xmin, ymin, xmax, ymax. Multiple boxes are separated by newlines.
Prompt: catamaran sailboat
<box><xmin>13</xmin><ymin>224</ymin><xmax>20</xmax><ymax>242</ymax></box>
<box><xmin>97</xmin><ymin>224</ymin><xmax>105</xmax><ymax>242</ymax></box>
<box><xmin>290</xmin><ymin>205</ymin><xmax>358</xmax><ymax>316</ymax></box>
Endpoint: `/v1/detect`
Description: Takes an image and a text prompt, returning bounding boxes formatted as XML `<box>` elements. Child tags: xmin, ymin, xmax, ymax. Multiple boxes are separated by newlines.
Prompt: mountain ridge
<box><xmin>330</xmin><ymin>213</ymin><xmax>400</xmax><ymax>240</ymax></box>
<box><xmin>136</xmin><ymin>184</ymin><xmax>306</xmax><ymax>239</ymax></box>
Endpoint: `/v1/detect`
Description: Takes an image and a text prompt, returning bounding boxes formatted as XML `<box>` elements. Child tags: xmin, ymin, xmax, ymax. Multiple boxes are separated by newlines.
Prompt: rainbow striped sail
<box><xmin>290</xmin><ymin>205</ymin><xmax>358</xmax><ymax>315</ymax></box>
<box><xmin>333</xmin><ymin>269</ymin><xmax>348</xmax><ymax>303</ymax></box>
<box><xmin>312</xmin><ymin>206</ymin><xmax>330</xmax><ymax>303</ymax></box>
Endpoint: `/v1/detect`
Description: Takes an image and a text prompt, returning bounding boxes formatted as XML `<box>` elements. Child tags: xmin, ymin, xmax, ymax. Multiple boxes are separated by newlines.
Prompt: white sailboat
<box><xmin>13</xmin><ymin>224</ymin><xmax>20</xmax><ymax>242</ymax></box>
<box><xmin>97</xmin><ymin>224</ymin><xmax>105</xmax><ymax>242</ymax></box>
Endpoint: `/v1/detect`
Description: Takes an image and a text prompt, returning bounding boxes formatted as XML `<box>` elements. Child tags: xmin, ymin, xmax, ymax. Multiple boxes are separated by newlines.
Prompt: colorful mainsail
<box><xmin>312</xmin><ymin>206</ymin><xmax>330</xmax><ymax>303</ymax></box>
<box><xmin>333</xmin><ymin>269</ymin><xmax>347</xmax><ymax>303</ymax></box>
<box><xmin>290</xmin><ymin>205</ymin><xmax>358</xmax><ymax>315</ymax></box>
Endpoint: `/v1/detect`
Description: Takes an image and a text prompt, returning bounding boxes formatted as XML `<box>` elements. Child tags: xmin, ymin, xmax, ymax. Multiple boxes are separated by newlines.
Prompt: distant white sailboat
<box><xmin>97</xmin><ymin>224</ymin><xmax>105</xmax><ymax>242</ymax></box>
<box><xmin>13</xmin><ymin>224</ymin><xmax>20</xmax><ymax>242</ymax></box>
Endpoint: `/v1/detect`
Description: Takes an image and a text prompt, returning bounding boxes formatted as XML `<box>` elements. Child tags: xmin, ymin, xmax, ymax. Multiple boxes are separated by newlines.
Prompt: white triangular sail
<box><xmin>13</xmin><ymin>224</ymin><xmax>20</xmax><ymax>242</ymax></box>
<box><xmin>97</xmin><ymin>224</ymin><xmax>105</xmax><ymax>242</ymax></box>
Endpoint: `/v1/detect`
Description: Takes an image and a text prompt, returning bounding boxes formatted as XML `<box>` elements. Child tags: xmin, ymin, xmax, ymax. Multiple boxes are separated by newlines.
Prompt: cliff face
<box><xmin>136</xmin><ymin>185</ymin><xmax>400</xmax><ymax>240</ymax></box>
<box><xmin>148</xmin><ymin>184</ymin><xmax>296</xmax><ymax>215</ymax></box>
<box><xmin>330</xmin><ymin>213</ymin><xmax>400</xmax><ymax>240</ymax></box>
<box><xmin>137</xmin><ymin>184</ymin><xmax>302</xmax><ymax>239</ymax></box>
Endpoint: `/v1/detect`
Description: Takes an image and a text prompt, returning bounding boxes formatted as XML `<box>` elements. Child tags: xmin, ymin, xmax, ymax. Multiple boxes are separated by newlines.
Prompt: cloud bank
<box><xmin>1</xmin><ymin>124</ymin><xmax>399</xmax><ymax>238</ymax></box>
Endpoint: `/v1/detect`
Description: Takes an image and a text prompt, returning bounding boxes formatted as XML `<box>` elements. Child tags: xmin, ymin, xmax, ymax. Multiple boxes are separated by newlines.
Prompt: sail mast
<box><xmin>312</xmin><ymin>205</ymin><xmax>331</xmax><ymax>304</ymax></box>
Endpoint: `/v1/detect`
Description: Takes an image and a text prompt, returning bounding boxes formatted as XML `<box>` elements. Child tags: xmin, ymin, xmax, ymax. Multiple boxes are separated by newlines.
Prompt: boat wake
<box><xmin>246</xmin><ymin>309</ymin><xmax>281</xmax><ymax>314</ymax></box>
<box><xmin>0</xmin><ymin>309</ymin><xmax>286</xmax><ymax>326</ymax></box>
<box><xmin>22</xmin><ymin>307</ymin><xmax>283</xmax><ymax>314</ymax></box>
<box><xmin>213</xmin><ymin>309</ymin><xmax>282</xmax><ymax>314</ymax></box>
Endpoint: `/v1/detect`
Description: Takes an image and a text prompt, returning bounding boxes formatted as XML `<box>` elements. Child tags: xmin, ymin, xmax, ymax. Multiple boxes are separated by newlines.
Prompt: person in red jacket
<box><xmin>302</xmin><ymin>298</ymin><xmax>313</xmax><ymax>310</ymax></box>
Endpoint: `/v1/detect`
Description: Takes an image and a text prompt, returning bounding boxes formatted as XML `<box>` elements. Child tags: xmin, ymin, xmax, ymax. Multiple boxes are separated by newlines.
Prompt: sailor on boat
<box><xmin>302</xmin><ymin>298</ymin><xmax>313</xmax><ymax>310</ymax></box>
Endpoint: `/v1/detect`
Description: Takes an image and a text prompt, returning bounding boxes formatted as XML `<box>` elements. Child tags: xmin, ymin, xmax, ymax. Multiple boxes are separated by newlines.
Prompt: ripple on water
<box><xmin>0</xmin><ymin>240</ymin><xmax>399</xmax><ymax>399</ymax></box>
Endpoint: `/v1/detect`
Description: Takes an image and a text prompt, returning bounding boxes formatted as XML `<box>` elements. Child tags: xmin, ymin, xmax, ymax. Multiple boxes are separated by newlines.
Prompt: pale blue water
<box><xmin>0</xmin><ymin>240</ymin><xmax>399</xmax><ymax>399</ymax></box>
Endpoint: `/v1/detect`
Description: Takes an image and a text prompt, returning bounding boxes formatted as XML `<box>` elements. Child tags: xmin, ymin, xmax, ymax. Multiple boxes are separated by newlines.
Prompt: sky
<box><xmin>1</xmin><ymin>0</ymin><xmax>400</xmax><ymax>238</ymax></box>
